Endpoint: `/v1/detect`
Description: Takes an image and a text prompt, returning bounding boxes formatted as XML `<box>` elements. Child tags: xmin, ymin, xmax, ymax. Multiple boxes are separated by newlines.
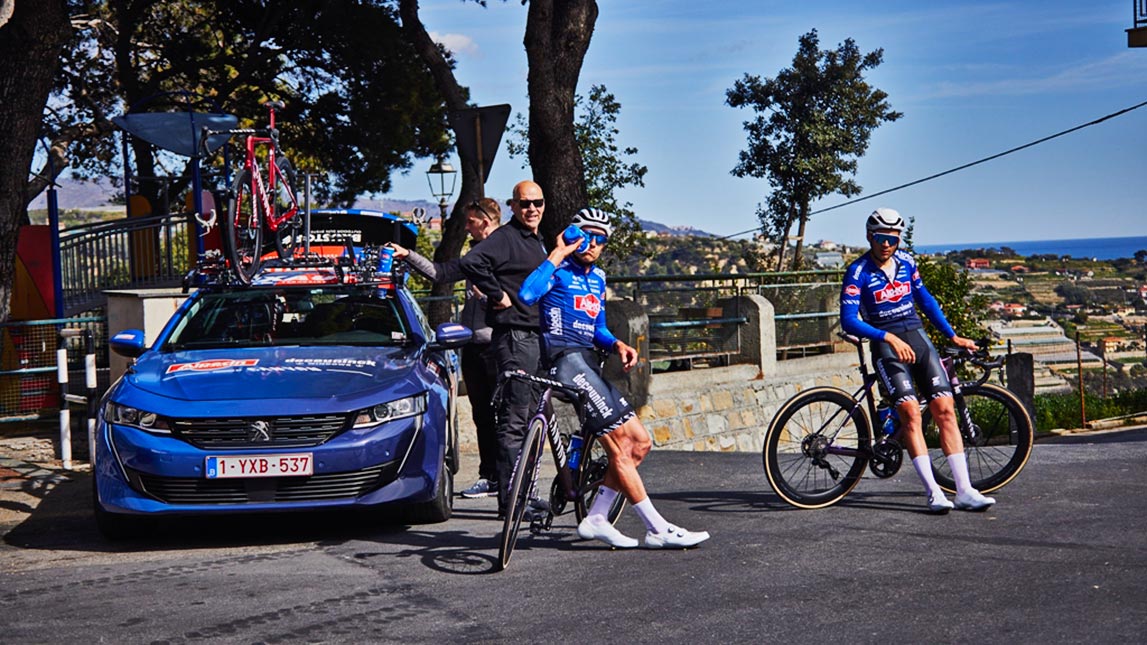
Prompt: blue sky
<box><xmin>384</xmin><ymin>1</ymin><xmax>1147</xmax><ymax>247</ymax></box>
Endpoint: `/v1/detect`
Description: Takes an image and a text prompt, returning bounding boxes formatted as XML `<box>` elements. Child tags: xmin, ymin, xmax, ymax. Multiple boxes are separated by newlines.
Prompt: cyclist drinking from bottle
<box><xmin>518</xmin><ymin>208</ymin><xmax>710</xmax><ymax>548</ymax></box>
<box><xmin>840</xmin><ymin>208</ymin><xmax>996</xmax><ymax>513</ymax></box>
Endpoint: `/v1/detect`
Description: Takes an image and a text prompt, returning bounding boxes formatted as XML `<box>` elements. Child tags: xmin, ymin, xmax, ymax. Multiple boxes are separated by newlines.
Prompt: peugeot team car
<box><xmin>93</xmin><ymin>235</ymin><xmax>470</xmax><ymax>539</ymax></box>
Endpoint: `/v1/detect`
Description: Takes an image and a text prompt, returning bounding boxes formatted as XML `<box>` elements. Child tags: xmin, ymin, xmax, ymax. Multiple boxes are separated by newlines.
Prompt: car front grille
<box><xmin>128</xmin><ymin>460</ymin><xmax>403</xmax><ymax>505</ymax></box>
<box><xmin>170</xmin><ymin>414</ymin><xmax>349</xmax><ymax>449</ymax></box>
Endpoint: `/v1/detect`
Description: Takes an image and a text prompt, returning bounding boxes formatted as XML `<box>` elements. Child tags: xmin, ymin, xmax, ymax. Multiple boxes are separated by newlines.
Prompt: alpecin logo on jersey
<box><xmin>873</xmin><ymin>280</ymin><xmax>911</xmax><ymax>304</ymax></box>
<box><xmin>574</xmin><ymin>293</ymin><xmax>602</xmax><ymax>318</ymax></box>
<box><xmin>844</xmin><ymin>284</ymin><xmax>861</xmax><ymax>297</ymax></box>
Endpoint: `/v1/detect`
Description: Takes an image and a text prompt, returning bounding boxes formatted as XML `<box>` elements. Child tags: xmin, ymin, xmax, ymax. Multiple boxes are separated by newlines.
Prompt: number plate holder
<box><xmin>205</xmin><ymin>454</ymin><xmax>314</xmax><ymax>479</ymax></box>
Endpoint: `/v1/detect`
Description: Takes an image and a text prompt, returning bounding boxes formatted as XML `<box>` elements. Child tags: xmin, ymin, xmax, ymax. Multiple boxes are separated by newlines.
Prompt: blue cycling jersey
<box><xmin>519</xmin><ymin>258</ymin><xmax>619</xmax><ymax>356</ymax></box>
<box><xmin>839</xmin><ymin>250</ymin><xmax>955</xmax><ymax>342</ymax></box>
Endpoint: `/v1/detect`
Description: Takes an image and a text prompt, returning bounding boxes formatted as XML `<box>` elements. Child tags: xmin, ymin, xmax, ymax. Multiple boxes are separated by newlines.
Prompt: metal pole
<box><xmin>84</xmin><ymin>329</ymin><xmax>97</xmax><ymax>464</ymax></box>
<box><xmin>1076</xmin><ymin>331</ymin><xmax>1086</xmax><ymax>429</ymax></box>
<box><xmin>1101</xmin><ymin>339</ymin><xmax>1108</xmax><ymax>399</ymax></box>
<box><xmin>56</xmin><ymin>331</ymin><xmax>72</xmax><ymax>470</ymax></box>
<box><xmin>304</xmin><ymin>173</ymin><xmax>312</xmax><ymax>256</ymax></box>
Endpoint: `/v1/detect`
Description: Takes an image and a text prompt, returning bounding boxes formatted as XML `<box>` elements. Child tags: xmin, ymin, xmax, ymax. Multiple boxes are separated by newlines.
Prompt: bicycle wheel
<box><xmin>924</xmin><ymin>383</ymin><xmax>1033</xmax><ymax>494</ymax></box>
<box><xmin>763</xmin><ymin>387</ymin><xmax>871</xmax><ymax>509</ymax></box>
<box><xmin>573</xmin><ymin>432</ymin><xmax>627</xmax><ymax>524</ymax></box>
<box><xmin>498</xmin><ymin>418</ymin><xmax>545</xmax><ymax>571</ymax></box>
<box><xmin>270</xmin><ymin>156</ymin><xmax>300</xmax><ymax>260</ymax></box>
<box><xmin>226</xmin><ymin>168</ymin><xmax>264</xmax><ymax>284</ymax></box>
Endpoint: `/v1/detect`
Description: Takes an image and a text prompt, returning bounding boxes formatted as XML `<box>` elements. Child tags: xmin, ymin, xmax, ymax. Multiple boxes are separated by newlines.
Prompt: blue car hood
<box><xmin>124</xmin><ymin>345</ymin><xmax>418</xmax><ymax>401</ymax></box>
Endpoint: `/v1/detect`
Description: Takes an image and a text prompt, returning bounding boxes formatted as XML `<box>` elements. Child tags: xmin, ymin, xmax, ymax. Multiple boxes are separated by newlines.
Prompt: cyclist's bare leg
<box><xmin>898</xmin><ymin>398</ymin><xmax>951</xmax><ymax>509</ymax></box>
<box><xmin>598</xmin><ymin>418</ymin><xmax>650</xmax><ymax>504</ymax></box>
<box><xmin>902</xmin><ymin>396</ymin><xmax>963</xmax><ymax>457</ymax></box>
<box><xmin>596</xmin><ymin>418</ymin><xmax>709</xmax><ymax>547</ymax></box>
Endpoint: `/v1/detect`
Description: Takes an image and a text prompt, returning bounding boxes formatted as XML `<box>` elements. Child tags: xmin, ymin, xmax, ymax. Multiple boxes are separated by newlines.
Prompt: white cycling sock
<box><xmin>947</xmin><ymin>452</ymin><xmax>974</xmax><ymax>496</ymax></box>
<box><xmin>632</xmin><ymin>498</ymin><xmax>670</xmax><ymax>534</ymax></box>
<box><xmin>587</xmin><ymin>486</ymin><xmax>619</xmax><ymax>521</ymax></box>
<box><xmin>911</xmin><ymin>455</ymin><xmax>945</xmax><ymax>499</ymax></box>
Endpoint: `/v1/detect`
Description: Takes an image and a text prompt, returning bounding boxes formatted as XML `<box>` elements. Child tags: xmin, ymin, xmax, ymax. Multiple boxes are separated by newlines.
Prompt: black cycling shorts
<box><xmin>871</xmin><ymin>327</ymin><xmax>953</xmax><ymax>406</ymax></box>
<box><xmin>546</xmin><ymin>349</ymin><xmax>635</xmax><ymax>436</ymax></box>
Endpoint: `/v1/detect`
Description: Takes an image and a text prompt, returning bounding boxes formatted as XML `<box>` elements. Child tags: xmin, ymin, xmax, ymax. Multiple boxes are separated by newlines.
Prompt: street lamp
<box><xmin>425</xmin><ymin>155</ymin><xmax>457</xmax><ymax>220</ymax></box>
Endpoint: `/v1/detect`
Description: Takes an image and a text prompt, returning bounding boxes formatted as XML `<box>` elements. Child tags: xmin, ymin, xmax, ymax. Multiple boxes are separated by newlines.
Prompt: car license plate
<box><xmin>205</xmin><ymin>454</ymin><xmax>313</xmax><ymax>479</ymax></box>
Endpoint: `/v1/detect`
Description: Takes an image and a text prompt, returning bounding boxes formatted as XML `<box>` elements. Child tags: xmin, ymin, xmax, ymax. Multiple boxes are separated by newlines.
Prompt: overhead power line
<box><xmin>719</xmin><ymin>98</ymin><xmax>1147</xmax><ymax>240</ymax></box>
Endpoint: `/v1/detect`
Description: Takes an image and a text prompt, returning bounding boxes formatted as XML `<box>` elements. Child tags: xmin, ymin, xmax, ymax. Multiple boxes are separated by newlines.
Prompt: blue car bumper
<box><xmin>94</xmin><ymin>414</ymin><xmax>444</xmax><ymax>516</ymax></box>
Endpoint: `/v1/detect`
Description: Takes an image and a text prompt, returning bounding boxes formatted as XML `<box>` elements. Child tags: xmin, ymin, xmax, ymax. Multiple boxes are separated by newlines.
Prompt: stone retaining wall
<box><xmin>456</xmin><ymin>355</ymin><xmax>865</xmax><ymax>455</ymax></box>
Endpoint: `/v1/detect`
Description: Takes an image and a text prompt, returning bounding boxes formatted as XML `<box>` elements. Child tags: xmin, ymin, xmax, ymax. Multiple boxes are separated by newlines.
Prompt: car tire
<box><xmin>406</xmin><ymin>456</ymin><xmax>453</xmax><ymax>524</ymax></box>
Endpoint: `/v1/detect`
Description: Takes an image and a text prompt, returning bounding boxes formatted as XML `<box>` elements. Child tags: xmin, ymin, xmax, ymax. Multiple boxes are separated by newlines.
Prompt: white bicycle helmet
<box><xmin>866</xmin><ymin>207</ymin><xmax>905</xmax><ymax>233</ymax></box>
<box><xmin>571</xmin><ymin>207</ymin><xmax>614</xmax><ymax>237</ymax></box>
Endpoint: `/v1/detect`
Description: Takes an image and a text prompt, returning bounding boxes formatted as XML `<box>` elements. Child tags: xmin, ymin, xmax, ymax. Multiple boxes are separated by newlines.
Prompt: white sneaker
<box><xmin>954</xmin><ymin>489</ymin><xmax>996</xmax><ymax>511</ymax></box>
<box><xmin>577</xmin><ymin>517</ymin><xmax>639</xmax><ymax>549</ymax></box>
<box><xmin>927</xmin><ymin>492</ymin><xmax>955</xmax><ymax>514</ymax></box>
<box><xmin>643</xmin><ymin>525</ymin><xmax>710</xmax><ymax>549</ymax></box>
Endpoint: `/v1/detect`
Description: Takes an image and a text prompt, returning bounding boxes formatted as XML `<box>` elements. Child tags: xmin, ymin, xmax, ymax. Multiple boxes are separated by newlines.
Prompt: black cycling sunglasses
<box><xmin>873</xmin><ymin>233</ymin><xmax>900</xmax><ymax>247</ymax></box>
<box><xmin>515</xmin><ymin>198</ymin><xmax>545</xmax><ymax>209</ymax></box>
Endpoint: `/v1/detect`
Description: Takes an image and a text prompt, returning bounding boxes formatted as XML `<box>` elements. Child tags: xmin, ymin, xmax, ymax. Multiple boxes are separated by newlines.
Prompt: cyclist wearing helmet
<box><xmin>840</xmin><ymin>208</ymin><xmax>995</xmax><ymax>512</ymax></box>
<box><xmin>519</xmin><ymin>208</ymin><xmax>710</xmax><ymax>549</ymax></box>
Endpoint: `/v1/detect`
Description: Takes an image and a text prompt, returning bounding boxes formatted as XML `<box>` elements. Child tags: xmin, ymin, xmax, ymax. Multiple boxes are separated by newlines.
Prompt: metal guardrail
<box><xmin>609</xmin><ymin>270</ymin><xmax>845</xmax><ymax>363</ymax></box>
<box><xmin>60</xmin><ymin>212</ymin><xmax>192</xmax><ymax>315</ymax></box>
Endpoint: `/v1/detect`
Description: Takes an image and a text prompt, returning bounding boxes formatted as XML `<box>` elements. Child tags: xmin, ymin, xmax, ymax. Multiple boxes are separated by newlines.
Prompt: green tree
<box><xmin>508</xmin><ymin>83</ymin><xmax>647</xmax><ymax>272</ymax></box>
<box><xmin>726</xmin><ymin>29</ymin><xmax>901</xmax><ymax>271</ymax></box>
<box><xmin>39</xmin><ymin>1</ymin><xmax>449</xmax><ymax>213</ymax></box>
<box><xmin>0</xmin><ymin>0</ymin><xmax>71</xmax><ymax>322</ymax></box>
<box><xmin>903</xmin><ymin>219</ymin><xmax>988</xmax><ymax>346</ymax></box>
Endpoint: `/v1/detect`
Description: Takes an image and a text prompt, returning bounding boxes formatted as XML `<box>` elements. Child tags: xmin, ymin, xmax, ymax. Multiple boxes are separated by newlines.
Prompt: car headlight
<box><xmin>353</xmin><ymin>393</ymin><xmax>427</xmax><ymax>428</ymax></box>
<box><xmin>104</xmin><ymin>401</ymin><xmax>173</xmax><ymax>434</ymax></box>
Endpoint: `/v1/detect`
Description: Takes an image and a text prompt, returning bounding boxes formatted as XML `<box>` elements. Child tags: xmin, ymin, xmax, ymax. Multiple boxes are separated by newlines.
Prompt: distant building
<box><xmin>1010</xmin><ymin>265</ymin><xmax>1029</xmax><ymax>274</ymax></box>
<box><xmin>965</xmin><ymin>258</ymin><xmax>990</xmax><ymax>269</ymax></box>
<box><xmin>1004</xmin><ymin>303</ymin><xmax>1028</xmax><ymax>316</ymax></box>
<box><xmin>815</xmin><ymin>252</ymin><xmax>844</xmax><ymax>268</ymax></box>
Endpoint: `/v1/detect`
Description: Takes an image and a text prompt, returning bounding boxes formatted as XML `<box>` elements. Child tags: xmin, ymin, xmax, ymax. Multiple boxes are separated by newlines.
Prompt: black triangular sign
<box><xmin>448</xmin><ymin>104</ymin><xmax>511</xmax><ymax>184</ymax></box>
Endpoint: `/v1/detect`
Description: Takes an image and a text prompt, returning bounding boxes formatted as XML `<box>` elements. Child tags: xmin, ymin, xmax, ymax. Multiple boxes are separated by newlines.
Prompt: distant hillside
<box><xmin>638</xmin><ymin>218</ymin><xmax>715</xmax><ymax>238</ymax></box>
<box><xmin>28</xmin><ymin>177</ymin><xmax>717</xmax><ymax>237</ymax></box>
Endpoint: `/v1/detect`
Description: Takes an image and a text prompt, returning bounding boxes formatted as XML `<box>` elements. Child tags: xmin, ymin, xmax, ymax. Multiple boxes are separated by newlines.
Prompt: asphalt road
<box><xmin>2</xmin><ymin>429</ymin><xmax>1145</xmax><ymax>644</ymax></box>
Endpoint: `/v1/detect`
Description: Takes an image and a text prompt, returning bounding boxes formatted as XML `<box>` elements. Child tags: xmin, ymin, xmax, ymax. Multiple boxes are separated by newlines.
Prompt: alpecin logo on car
<box><xmin>247</xmin><ymin>420</ymin><xmax>273</xmax><ymax>443</ymax></box>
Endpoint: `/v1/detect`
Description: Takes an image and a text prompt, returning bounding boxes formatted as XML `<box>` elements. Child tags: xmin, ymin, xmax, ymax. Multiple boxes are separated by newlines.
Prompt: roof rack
<box><xmin>182</xmin><ymin>241</ymin><xmax>406</xmax><ymax>292</ymax></box>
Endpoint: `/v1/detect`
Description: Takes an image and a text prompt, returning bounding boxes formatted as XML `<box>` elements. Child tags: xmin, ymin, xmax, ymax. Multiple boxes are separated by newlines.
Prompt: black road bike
<box><xmin>493</xmin><ymin>370</ymin><xmax>625</xmax><ymax>571</ymax></box>
<box><xmin>763</xmin><ymin>334</ymin><xmax>1034</xmax><ymax>509</ymax></box>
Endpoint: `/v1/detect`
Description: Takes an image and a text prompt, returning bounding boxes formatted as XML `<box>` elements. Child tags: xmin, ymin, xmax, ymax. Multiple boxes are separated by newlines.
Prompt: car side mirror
<box><xmin>109</xmin><ymin>329</ymin><xmax>148</xmax><ymax>358</ymax></box>
<box><xmin>426</xmin><ymin>322</ymin><xmax>472</xmax><ymax>352</ymax></box>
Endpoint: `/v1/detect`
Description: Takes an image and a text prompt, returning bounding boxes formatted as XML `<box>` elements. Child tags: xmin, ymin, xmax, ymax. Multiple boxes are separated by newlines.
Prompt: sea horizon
<box><xmin>915</xmin><ymin>234</ymin><xmax>1147</xmax><ymax>261</ymax></box>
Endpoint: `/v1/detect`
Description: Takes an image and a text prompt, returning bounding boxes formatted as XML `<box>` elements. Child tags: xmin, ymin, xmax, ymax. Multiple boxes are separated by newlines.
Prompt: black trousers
<box><xmin>460</xmin><ymin>342</ymin><xmax>498</xmax><ymax>482</ymax></box>
<box><xmin>489</xmin><ymin>327</ymin><xmax>540</xmax><ymax>511</ymax></box>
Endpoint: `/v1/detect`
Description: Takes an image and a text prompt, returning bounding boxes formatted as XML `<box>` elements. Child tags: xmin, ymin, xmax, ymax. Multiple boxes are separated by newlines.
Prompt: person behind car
<box><xmin>840</xmin><ymin>208</ymin><xmax>995</xmax><ymax>513</ymax></box>
<box><xmin>388</xmin><ymin>197</ymin><xmax>503</xmax><ymax>498</ymax></box>
<box><xmin>459</xmin><ymin>180</ymin><xmax>548</xmax><ymax>517</ymax></box>
<box><xmin>518</xmin><ymin>207</ymin><xmax>710</xmax><ymax>549</ymax></box>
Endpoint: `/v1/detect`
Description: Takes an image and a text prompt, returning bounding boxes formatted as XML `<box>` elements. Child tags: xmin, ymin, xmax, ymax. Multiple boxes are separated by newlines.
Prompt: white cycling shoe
<box><xmin>577</xmin><ymin>516</ymin><xmax>639</xmax><ymax>549</ymax></box>
<box><xmin>927</xmin><ymin>492</ymin><xmax>955</xmax><ymax>514</ymax></box>
<box><xmin>644</xmin><ymin>526</ymin><xmax>710</xmax><ymax>549</ymax></box>
<box><xmin>954</xmin><ymin>489</ymin><xmax>996</xmax><ymax>511</ymax></box>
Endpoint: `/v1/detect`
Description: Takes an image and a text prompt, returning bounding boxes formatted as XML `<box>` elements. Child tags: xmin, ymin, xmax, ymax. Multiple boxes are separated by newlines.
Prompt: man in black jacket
<box><xmin>460</xmin><ymin>180</ymin><xmax>548</xmax><ymax>514</ymax></box>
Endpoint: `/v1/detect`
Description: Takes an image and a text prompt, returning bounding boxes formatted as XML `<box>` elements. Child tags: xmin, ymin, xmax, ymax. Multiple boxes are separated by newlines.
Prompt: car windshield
<box><xmin>164</xmin><ymin>287</ymin><xmax>409</xmax><ymax>350</ymax></box>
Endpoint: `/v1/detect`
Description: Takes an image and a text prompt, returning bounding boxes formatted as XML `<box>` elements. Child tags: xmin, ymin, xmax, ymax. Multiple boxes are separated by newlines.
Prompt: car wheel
<box><xmin>406</xmin><ymin>456</ymin><xmax>453</xmax><ymax>524</ymax></box>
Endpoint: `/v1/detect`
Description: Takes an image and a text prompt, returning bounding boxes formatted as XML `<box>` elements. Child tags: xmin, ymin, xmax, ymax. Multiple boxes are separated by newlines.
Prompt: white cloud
<box><xmin>430</xmin><ymin>31</ymin><xmax>480</xmax><ymax>58</ymax></box>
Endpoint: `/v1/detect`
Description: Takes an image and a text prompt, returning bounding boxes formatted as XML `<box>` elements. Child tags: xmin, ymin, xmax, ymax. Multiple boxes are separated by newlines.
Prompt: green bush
<box><xmin>1033</xmin><ymin>389</ymin><xmax>1147</xmax><ymax>431</ymax></box>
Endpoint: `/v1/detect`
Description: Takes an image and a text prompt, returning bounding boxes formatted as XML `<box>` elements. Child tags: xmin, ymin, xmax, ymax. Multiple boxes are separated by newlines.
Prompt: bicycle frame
<box><xmin>497</xmin><ymin>371</ymin><xmax>593</xmax><ymax>518</ymax></box>
<box><xmin>239</xmin><ymin>111</ymin><xmax>298</xmax><ymax>233</ymax></box>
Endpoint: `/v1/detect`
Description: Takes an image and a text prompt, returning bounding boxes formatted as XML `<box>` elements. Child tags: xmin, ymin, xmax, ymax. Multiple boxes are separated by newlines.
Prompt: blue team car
<box><xmin>93</xmin><ymin>219</ymin><xmax>470</xmax><ymax>539</ymax></box>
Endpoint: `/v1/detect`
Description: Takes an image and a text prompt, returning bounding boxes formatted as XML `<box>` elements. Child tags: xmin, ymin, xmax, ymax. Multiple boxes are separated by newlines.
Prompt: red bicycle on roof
<box><xmin>201</xmin><ymin>101</ymin><xmax>301</xmax><ymax>284</ymax></box>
